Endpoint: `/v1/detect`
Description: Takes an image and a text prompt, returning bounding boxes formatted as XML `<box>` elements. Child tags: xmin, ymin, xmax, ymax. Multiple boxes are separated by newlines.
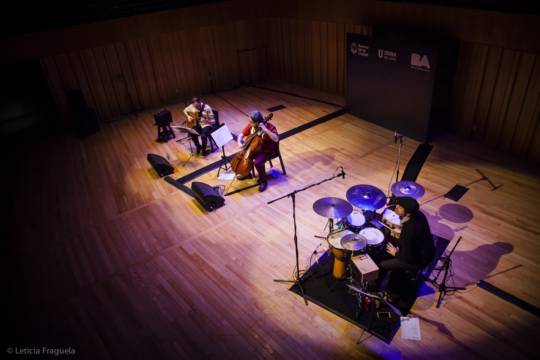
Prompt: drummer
<box><xmin>378</xmin><ymin>197</ymin><xmax>435</xmax><ymax>290</ymax></box>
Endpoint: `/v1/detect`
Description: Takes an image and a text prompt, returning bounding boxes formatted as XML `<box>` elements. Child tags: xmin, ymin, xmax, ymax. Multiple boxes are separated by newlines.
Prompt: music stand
<box><xmin>427</xmin><ymin>236</ymin><xmax>466</xmax><ymax>308</ymax></box>
<box><xmin>172</xmin><ymin>125</ymin><xmax>200</xmax><ymax>164</ymax></box>
<box><xmin>210</xmin><ymin>124</ymin><xmax>234</xmax><ymax>177</ymax></box>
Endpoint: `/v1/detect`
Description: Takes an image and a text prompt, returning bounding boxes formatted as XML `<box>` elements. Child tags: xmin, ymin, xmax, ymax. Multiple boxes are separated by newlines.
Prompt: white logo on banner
<box><xmin>350</xmin><ymin>42</ymin><xmax>369</xmax><ymax>57</ymax></box>
<box><xmin>410</xmin><ymin>53</ymin><xmax>431</xmax><ymax>72</ymax></box>
<box><xmin>377</xmin><ymin>49</ymin><xmax>397</xmax><ymax>62</ymax></box>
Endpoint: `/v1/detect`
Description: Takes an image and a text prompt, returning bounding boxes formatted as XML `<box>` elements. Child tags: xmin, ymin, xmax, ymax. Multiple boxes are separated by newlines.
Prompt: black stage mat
<box><xmin>290</xmin><ymin>235</ymin><xmax>450</xmax><ymax>343</ymax></box>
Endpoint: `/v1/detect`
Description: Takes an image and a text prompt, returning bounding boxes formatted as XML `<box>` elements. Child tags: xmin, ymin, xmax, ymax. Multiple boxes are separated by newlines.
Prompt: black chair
<box><xmin>267</xmin><ymin>141</ymin><xmax>287</xmax><ymax>175</ymax></box>
<box><xmin>154</xmin><ymin>109</ymin><xmax>175</xmax><ymax>143</ymax></box>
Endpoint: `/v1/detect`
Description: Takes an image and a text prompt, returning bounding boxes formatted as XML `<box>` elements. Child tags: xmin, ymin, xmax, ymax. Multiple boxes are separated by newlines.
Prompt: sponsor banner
<box><xmin>346</xmin><ymin>32</ymin><xmax>438</xmax><ymax>142</ymax></box>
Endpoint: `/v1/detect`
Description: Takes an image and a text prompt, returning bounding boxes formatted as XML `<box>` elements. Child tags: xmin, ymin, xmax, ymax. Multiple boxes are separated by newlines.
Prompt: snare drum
<box><xmin>345</xmin><ymin>210</ymin><xmax>366</xmax><ymax>233</ymax></box>
<box><xmin>359</xmin><ymin>227</ymin><xmax>385</xmax><ymax>254</ymax></box>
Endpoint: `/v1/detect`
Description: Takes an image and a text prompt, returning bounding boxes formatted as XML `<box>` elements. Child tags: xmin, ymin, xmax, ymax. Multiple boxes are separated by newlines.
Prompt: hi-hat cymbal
<box><xmin>391</xmin><ymin>181</ymin><xmax>425</xmax><ymax>199</ymax></box>
<box><xmin>346</xmin><ymin>184</ymin><xmax>387</xmax><ymax>211</ymax></box>
<box><xmin>312</xmin><ymin>197</ymin><xmax>353</xmax><ymax>219</ymax></box>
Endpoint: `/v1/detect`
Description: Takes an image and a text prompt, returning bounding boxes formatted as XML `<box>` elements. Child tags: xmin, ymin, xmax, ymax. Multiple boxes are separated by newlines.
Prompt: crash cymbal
<box><xmin>391</xmin><ymin>180</ymin><xmax>425</xmax><ymax>199</ymax></box>
<box><xmin>346</xmin><ymin>184</ymin><xmax>387</xmax><ymax>211</ymax></box>
<box><xmin>312</xmin><ymin>197</ymin><xmax>353</xmax><ymax>219</ymax></box>
<box><xmin>340</xmin><ymin>233</ymin><xmax>368</xmax><ymax>251</ymax></box>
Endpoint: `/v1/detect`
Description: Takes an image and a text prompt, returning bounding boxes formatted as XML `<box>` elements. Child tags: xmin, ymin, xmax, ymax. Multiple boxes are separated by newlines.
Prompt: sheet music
<box><xmin>171</xmin><ymin>125</ymin><xmax>200</xmax><ymax>136</ymax></box>
<box><xmin>211</xmin><ymin>124</ymin><xmax>233</xmax><ymax>148</ymax></box>
<box><xmin>400</xmin><ymin>316</ymin><xmax>421</xmax><ymax>341</ymax></box>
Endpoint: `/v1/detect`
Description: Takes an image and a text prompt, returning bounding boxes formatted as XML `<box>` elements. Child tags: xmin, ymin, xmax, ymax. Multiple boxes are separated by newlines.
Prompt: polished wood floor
<box><xmin>3</xmin><ymin>83</ymin><xmax>540</xmax><ymax>359</ymax></box>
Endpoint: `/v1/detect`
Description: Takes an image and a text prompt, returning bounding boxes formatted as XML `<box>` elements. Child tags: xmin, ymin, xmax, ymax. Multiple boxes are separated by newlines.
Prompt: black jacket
<box><xmin>396</xmin><ymin>211</ymin><xmax>435</xmax><ymax>268</ymax></box>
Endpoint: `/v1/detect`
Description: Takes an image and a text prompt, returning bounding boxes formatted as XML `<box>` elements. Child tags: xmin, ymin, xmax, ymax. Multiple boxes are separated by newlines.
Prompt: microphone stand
<box><xmin>268</xmin><ymin>167</ymin><xmax>346</xmax><ymax>306</ymax></box>
<box><xmin>395</xmin><ymin>133</ymin><xmax>404</xmax><ymax>184</ymax></box>
<box><xmin>386</xmin><ymin>131</ymin><xmax>404</xmax><ymax>199</ymax></box>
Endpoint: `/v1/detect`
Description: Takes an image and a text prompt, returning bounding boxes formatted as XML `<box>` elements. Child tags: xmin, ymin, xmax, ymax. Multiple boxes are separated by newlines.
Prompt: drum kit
<box><xmin>312</xmin><ymin>181</ymin><xmax>425</xmax><ymax>284</ymax></box>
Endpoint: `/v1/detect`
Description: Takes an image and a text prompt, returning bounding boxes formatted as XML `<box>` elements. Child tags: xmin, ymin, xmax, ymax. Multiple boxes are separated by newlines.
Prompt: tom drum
<box><xmin>359</xmin><ymin>227</ymin><xmax>385</xmax><ymax>254</ymax></box>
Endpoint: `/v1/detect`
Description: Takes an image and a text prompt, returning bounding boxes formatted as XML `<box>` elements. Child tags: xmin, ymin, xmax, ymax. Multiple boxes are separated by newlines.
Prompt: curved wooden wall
<box><xmin>263</xmin><ymin>0</ymin><xmax>540</xmax><ymax>163</ymax></box>
<box><xmin>39</xmin><ymin>21</ymin><xmax>265</xmax><ymax>125</ymax></box>
<box><xmin>1</xmin><ymin>0</ymin><xmax>539</xmax><ymax>162</ymax></box>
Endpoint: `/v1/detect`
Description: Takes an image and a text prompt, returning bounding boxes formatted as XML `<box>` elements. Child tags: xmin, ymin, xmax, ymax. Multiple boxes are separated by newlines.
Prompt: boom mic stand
<box><xmin>386</xmin><ymin>131</ymin><xmax>404</xmax><ymax>199</ymax></box>
<box><xmin>428</xmin><ymin>236</ymin><xmax>466</xmax><ymax>308</ymax></box>
<box><xmin>268</xmin><ymin>167</ymin><xmax>346</xmax><ymax>306</ymax></box>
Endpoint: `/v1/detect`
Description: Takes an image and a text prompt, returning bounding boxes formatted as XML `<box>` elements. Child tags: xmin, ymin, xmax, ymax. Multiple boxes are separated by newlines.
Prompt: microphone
<box><xmin>394</xmin><ymin>131</ymin><xmax>398</xmax><ymax>144</ymax></box>
<box><xmin>340</xmin><ymin>166</ymin><xmax>346</xmax><ymax>179</ymax></box>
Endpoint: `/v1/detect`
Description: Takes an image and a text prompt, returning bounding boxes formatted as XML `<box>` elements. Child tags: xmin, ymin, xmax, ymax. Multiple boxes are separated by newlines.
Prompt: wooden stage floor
<box><xmin>3</xmin><ymin>83</ymin><xmax>540</xmax><ymax>359</ymax></box>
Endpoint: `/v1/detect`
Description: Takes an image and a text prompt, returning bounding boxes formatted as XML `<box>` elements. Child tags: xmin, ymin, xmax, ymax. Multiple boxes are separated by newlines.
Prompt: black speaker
<box><xmin>147</xmin><ymin>153</ymin><xmax>174</xmax><ymax>177</ymax></box>
<box><xmin>191</xmin><ymin>181</ymin><xmax>224</xmax><ymax>211</ymax></box>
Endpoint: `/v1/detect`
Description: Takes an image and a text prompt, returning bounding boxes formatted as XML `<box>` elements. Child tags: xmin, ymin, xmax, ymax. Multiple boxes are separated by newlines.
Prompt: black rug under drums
<box><xmin>289</xmin><ymin>235</ymin><xmax>450</xmax><ymax>343</ymax></box>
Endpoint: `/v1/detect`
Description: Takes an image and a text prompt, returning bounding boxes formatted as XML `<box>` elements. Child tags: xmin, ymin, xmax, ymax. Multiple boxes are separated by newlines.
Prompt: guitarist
<box><xmin>183</xmin><ymin>97</ymin><xmax>215</xmax><ymax>156</ymax></box>
<box><xmin>237</xmin><ymin>111</ymin><xmax>279</xmax><ymax>192</ymax></box>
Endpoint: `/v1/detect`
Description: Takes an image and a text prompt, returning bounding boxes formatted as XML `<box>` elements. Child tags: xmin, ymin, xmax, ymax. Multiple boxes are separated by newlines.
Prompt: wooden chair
<box><xmin>251</xmin><ymin>140</ymin><xmax>287</xmax><ymax>178</ymax></box>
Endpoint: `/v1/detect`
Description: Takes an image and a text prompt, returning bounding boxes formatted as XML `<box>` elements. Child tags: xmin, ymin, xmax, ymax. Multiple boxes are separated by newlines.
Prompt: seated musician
<box><xmin>183</xmin><ymin>97</ymin><xmax>215</xmax><ymax>156</ymax></box>
<box><xmin>379</xmin><ymin>197</ymin><xmax>435</xmax><ymax>292</ymax></box>
<box><xmin>236</xmin><ymin>111</ymin><xmax>279</xmax><ymax>192</ymax></box>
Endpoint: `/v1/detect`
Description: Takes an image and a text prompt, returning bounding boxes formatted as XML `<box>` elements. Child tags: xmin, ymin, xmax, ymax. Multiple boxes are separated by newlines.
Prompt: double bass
<box><xmin>231</xmin><ymin>113</ymin><xmax>273</xmax><ymax>177</ymax></box>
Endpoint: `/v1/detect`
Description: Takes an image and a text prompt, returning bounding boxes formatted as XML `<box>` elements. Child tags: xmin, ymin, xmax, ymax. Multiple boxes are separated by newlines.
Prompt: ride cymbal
<box><xmin>312</xmin><ymin>197</ymin><xmax>353</xmax><ymax>219</ymax></box>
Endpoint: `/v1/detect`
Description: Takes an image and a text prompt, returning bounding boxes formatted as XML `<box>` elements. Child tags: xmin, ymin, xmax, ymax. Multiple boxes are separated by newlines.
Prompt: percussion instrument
<box><xmin>327</xmin><ymin>230</ymin><xmax>365</xmax><ymax>279</ymax></box>
<box><xmin>350</xmin><ymin>254</ymin><xmax>379</xmax><ymax>283</ymax></box>
<box><xmin>344</xmin><ymin>210</ymin><xmax>366</xmax><ymax>233</ymax></box>
<box><xmin>313</xmin><ymin>197</ymin><xmax>353</xmax><ymax>219</ymax></box>
<box><xmin>359</xmin><ymin>227</ymin><xmax>385</xmax><ymax>253</ymax></box>
<box><xmin>391</xmin><ymin>180</ymin><xmax>425</xmax><ymax>199</ymax></box>
<box><xmin>340</xmin><ymin>232</ymin><xmax>368</xmax><ymax>252</ymax></box>
<box><xmin>346</xmin><ymin>184</ymin><xmax>387</xmax><ymax>211</ymax></box>
<box><xmin>382</xmin><ymin>208</ymin><xmax>401</xmax><ymax>226</ymax></box>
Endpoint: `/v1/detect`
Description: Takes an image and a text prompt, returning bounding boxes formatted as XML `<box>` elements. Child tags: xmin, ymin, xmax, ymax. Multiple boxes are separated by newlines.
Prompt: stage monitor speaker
<box><xmin>147</xmin><ymin>153</ymin><xmax>174</xmax><ymax>177</ymax></box>
<box><xmin>191</xmin><ymin>181</ymin><xmax>224</xmax><ymax>211</ymax></box>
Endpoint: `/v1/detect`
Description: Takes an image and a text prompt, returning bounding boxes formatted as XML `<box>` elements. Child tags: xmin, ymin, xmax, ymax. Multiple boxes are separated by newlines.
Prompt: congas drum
<box><xmin>359</xmin><ymin>227</ymin><xmax>385</xmax><ymax>254</ymax></box>
<box><xmin>341</xmin><ymin>232</ymin><xmax>368</xmax><ymax>253</ymax></box>
<box><xmin>327</xmin><ymin>230</ymin><xmax>354</xmax><ymax>279</ymax></box>
<box><xmin>345</xmin><ymin>210</ymin><xmax>366</xmax><ymax>233</ymax></box>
